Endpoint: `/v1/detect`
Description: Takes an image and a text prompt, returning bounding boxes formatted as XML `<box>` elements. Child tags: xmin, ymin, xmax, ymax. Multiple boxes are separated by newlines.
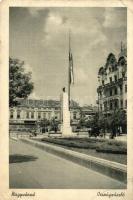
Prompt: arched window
<box><xmin>10</xmin><ymin>110</ymin><xmax>14</xmax><ymax>119</ymax></box>
<box><xmin>109</xmin><ymin>77</ymin><xmax>112</xmax><ymax>83</ymax></box>
<box><xmin>17</xmin><ymin>110</ymin><xmax>21</xmax><ymax>119</ymax></box>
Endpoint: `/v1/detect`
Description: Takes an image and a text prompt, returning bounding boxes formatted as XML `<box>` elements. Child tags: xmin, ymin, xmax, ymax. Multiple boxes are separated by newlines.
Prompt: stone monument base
<box><xmin>61</xmin><ymin>89</ymin><xmax>74</xmax><ymax>137</ymax></box>
<box><xmin>60</xmin><ymin>124</ymin><xmax>72</xmax><ymax>136</ymax></box>
<box><xmin>61</xmin><ymin>133</ymin><xmax>77</xmax><ymax>138</ymax></box>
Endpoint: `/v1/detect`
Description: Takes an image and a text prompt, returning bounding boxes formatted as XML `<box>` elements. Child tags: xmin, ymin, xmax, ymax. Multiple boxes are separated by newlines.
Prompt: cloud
<box><xmin>42</xmin><ymin>9</ymin><xmax>107</xmax><ymax>51</ymax></box>
<box><xmin>28</xmin><ymin>8</ymin><xmax>46</xmax><ymax>17</ymax></box>
<box><xmin>29</xmin><ymin>91</ymin><xmax>40</xmax><ymax>99</ymax></box>
<box><xmin>10</xmin><ymin>7</ymin><xmax>126</xmax><ymax>105</ymax></box>
<box><xmin>45</xmin><ymin>12</ymin><xmax>66</xmax><ymax>35</ymax></box>
<box><xmin>75</xmin><ymin>68</ymin><xmax>89</xmax><ymax>85</ymax></box>
<box><xmin>103</xmin><ymin>8</ymin><xmax>127</xmax><ymax>28</ymax></box>
<box><xmin>42</xmin><ymin>12</ymin><xmax>69</xmax><ymax>44</ymax></box>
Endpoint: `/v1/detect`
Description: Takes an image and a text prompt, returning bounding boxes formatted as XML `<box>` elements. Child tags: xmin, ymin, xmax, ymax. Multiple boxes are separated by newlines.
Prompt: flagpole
<box><xmin>68</xmin><ymin>30</ymin><xmax>71</xmax><ymax>110</ymax></box>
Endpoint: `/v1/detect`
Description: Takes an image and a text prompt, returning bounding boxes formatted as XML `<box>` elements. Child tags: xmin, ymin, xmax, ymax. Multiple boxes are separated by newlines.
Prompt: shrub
<box><xmin>96</xmin><ymin>143</ymin><xmax>127</xmax><ymax>154</ymax></box>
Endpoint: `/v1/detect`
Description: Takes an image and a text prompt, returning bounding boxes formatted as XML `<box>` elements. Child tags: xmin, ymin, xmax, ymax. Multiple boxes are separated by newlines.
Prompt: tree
<box><xmin>89</xmin><ymin>113</ymin><xmax>100</xmax><ymax>135</ymax></box>
<box><xmin>50</xmin><ymin>117</ymin><xmax>59</xmax><ymax>133</ymax></box>
<box><xmin>39</xmin><ymin>118</ymin><xmax>50</xmax><ymax>133</ymax></box>
<box><xmin>77</xmin><ymin>117</ymin><xmax>85</xmax><ymax>129</ymax></box>
<box><xmin>9</xmin><ymin>58</ymin><xmax>34</xmax><ymax>107</ymax></box>
<box><xmin>109</xmin><ymin>109</ymin><xmax>127</xmax><ymax>134</ymax></box>
<box><xmin>98</xmin><ymin>114</ymin><xmax>108</xmax><ymax>132</ymax></box>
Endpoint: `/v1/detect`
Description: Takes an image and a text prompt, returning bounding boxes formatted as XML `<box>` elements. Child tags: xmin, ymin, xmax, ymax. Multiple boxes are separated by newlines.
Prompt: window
<box><xmin>120</xmin><ymin>85</ymin><xmax>123</xmax><ymax>94</ymax></box>
<box><xmin>38</xmin><ymin>112</ymin><xmax>41</xmax><ymax>119</ymax></box>
<box><xmin>54</xmin><ymin>112</ymin><xmax>58</xmax><ymax>119</ymax></box>
<box><xmin>114</xmin><ymin>88</ymin><xmax>117</xmax><ymax>95</ymax></box>
<box><xmin>104</xmin><ymin>102</ymin><xmax>107</xmax><ymax>111</ymax></box>
<box><xmin>29</xmin><ymin>99</ymin><xmax>33</xmax><ymax>106</ymax></box>
<box><xmin>114</xmin><ymin>75</ymin><xmax>117</xmax><ymax>82</ymax></box>
<box><xmin>110</xmin><ymin>102</ymin><xmax>112</xmax><ymax>110</ymax></box>
<box><xmin>10</xmin><ymin>110</ymin><xmax>14</xmax><ymax>119</ymax></box>
<box><xmin>125</xmin><ymin>100</ymin><xmax>127</xmax><ymax>108</ymax></box>
<box><xmin>121</xmin><ymin>100</ymin><xmax>123</xmax><ymax>108</ymax></box>
<box><xmin>115</xmin><ymin>101</ymin><xmax>118</xmax><ymax>109</ymax></box>
<box><xmin>122</xmin><ymin>72</ymin><xmax>125</xmax><ymax>78</ymax></box>
<box><xmin>100</xmin><ymin>105</ymin><xmax>102</xmax><ymax>111</ymax></box>
<box><xmin>17</xmin><ymin>110</ymin><xmax>21</xmax><ymax>119</ymax></box>
<box><xmin>73</xmin><ymin>112</ymin><xmax>76</xmax><ymax>120</ymax></box>
<box><xmin>31</xmin><ymin>112</ymin><xmax>34</xmax><ymax>119</ymax></box>
<box><xmin>125</xmin><ymin>84</ymin><xmax>127</xmax><ymax>93</ymax></box>
<box><xmin>99</xmin><ymin>91</ymin><xmax>102</xmax><ymax>97</ymax></box>
<box><xmin>109</xmin><ymin>77</ymin><xmax>112</xmax><ymax>83</ymax></box>
<box><xmin>102</xmin><ymin>80</ymin><xmax>104</xmax><ymax>85</ymax></box>
<box><xmin>110</xmin><ymin>89</ymin><xmax>112</xmax><ymax>96</ymax></box>
<box><xmin>43</xmin><ymin>112</ymin><xmax>46</xmax><ymax>119</ymax></box>
<box><xmin>48</xmin><ymin>112</ymin><xmax>51</xmax><ymax>119</ymax></box>
<box><xmin>26</xmin><ymin>111</ymin><xmax>29</xmax><ymax>119</ymax></box>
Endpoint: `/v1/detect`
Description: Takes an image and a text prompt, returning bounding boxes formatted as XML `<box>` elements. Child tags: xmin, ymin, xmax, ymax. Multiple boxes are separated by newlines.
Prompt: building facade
<box><xmin>80</xmin><ymin>105</ymin><xmax>98</xmax><ymax>120</ymax></box>
<box><xmin>9</xmin><ymin>99</ymin><xmax>81</xmax><ymax>131</ymax></box>
<box><xmin>97</xmin><ymin>44</ymin><xmax>127</xmax><ymax>116</ymax></box>
<box><xmin>9</xmin><ymin>98</ymin><xmax>98</xmax><ymax>132</ymax></box>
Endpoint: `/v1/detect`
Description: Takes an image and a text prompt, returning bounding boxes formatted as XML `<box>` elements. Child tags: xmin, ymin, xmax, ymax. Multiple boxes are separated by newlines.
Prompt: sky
<box><xmin>9</xmin><ymin>7</ymin><xmax>127</xmax><ymax>106</ymax></box>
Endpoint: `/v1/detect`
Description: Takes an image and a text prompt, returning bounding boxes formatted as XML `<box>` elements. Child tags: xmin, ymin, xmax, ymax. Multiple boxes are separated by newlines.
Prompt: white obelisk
<box><xmin>61</xmin><ymin>30</ymin><xmax>74</xmax><ymax>136</ymax></box>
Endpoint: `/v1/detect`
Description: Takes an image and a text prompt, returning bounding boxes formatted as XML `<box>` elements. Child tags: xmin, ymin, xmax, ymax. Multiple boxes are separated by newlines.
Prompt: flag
<box><xmin>69</xmin><ymin>50</ymin><xmax>74</xmax><ymax>85</ymax></box>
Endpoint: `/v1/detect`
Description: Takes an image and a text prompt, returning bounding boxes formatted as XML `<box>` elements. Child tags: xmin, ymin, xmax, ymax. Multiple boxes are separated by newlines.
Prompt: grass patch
<box><xmin>32</xmin><ymin>137</ymin><xmax>127</xmax><ymax>164</ymax></box>
<box><xmin>96</xmin><ymin>141</ymin><xmax>127</xmax><ymax>154</ymax></box>
<box><xmin>41</xmin><ymin>137</ymin><xmax>127</xmax><ymax>154</ymax></box>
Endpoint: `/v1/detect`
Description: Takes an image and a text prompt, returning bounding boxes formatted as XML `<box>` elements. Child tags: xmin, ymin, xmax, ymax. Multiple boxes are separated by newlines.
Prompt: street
<box><xmin>9</xmin><ymin>139</ymin><xmax>126</xmax><ymax>189</ymax></box>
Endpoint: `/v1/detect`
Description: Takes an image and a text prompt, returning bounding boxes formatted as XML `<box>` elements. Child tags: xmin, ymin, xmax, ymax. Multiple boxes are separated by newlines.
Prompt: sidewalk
<box><xmin>115</xmin><ymin>135</ymin><xmax>127</xmax><ymax>142</ymax></box>
<box><xmin>20</xmin><ymin>137</ymin><xmax>127</xmax><ymax>183</ymax></box>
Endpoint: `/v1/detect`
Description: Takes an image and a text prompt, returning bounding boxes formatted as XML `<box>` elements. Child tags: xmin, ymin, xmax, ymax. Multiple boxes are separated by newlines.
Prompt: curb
<box><xmin>10</xmin><ymin>137</ymin><xmax>18</xmax><ymax>141</ymax></box>
<box><xmin>21</xmin><ymin>138</ymin><xmax>127</xmax><ymax>184</ymax></box>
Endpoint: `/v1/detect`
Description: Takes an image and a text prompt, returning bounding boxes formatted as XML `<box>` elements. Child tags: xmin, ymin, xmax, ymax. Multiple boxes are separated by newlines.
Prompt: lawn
<box><xmin>33</xmin><ymin>137</ymin><xmax>127</xmax><ymax>164</ymax></box>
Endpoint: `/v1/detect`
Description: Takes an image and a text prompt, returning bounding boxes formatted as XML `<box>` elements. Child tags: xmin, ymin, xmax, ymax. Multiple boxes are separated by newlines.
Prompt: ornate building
<box><xmin>97</xmin><ymin>43</ymin><xmax>127</xmax><ymax>116</ymax></box>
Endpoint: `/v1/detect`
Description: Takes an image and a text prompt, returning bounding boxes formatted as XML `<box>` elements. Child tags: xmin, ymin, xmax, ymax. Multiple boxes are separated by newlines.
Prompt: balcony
<box><xmin>103</xmin><ymin>95</ymin><xmax>121</xmax><ymax>102</ymax></box>
<box><xmin>98</xmin><ymin>78</ymin><xmax>124</xmax><ymax>90</ymax></box>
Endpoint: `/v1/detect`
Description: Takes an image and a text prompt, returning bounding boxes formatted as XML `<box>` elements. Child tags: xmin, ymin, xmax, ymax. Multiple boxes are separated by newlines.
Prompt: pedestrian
<box><xmin>117</xmin><ymin>126</ymin><xmax>120</xmax><ymax>136</ymax></box>
<box><xmin>110</xmin><ymin>121</ymin><xmax>116</xmax><ymax>139</ymax></box>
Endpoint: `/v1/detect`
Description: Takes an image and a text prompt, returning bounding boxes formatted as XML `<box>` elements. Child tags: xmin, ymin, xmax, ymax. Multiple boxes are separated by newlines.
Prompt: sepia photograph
<box><xmin>8</xmin><ymin>6</ymin><xmax>127</xmax><ymax>189</ymax></box>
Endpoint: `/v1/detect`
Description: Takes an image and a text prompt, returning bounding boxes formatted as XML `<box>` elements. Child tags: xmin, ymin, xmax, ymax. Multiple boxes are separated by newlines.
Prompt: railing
<box><xmin>102</xmin><ymin>95</ymin><xmax>121</xmax><ymax>101</ymax></box>
<box><xmin>97</xmin><ymin>78</ymin><xmax>124</xmax><ymax>89</ymax></box>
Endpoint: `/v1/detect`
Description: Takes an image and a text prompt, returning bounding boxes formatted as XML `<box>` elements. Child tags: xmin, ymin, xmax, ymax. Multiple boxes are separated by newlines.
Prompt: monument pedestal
<box><xmin>61</xmin><ymin>91</ymin><xmax>72</xmax><ymax>136</ymax></box>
